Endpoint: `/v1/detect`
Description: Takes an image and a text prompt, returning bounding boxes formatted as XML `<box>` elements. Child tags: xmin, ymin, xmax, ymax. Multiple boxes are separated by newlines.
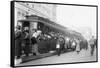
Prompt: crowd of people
<box><xmin>15</xmin><ymin>26</ymin><xmax>42</xmax><ymax>59</ymax></box>
<box><xmin>89</xmin><ymin>36</ymin><xmax>97</xmax><ymax>56</ymax></box>
<box><xmin>55</xmin><ymin>35</ymin><xmax>97</xmax><ymax>56</ymax></box>
<box><xmin>15</xmin><ymin>25</ymin><xmax>97</xmax><ymax>60</ymax></box>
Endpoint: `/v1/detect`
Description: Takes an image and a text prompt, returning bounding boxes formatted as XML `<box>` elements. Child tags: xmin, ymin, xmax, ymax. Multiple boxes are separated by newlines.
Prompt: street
<box><xmin>16</xmin><ymin>46</ymin><xmax>97</xmax><ymax>66</ymax></box>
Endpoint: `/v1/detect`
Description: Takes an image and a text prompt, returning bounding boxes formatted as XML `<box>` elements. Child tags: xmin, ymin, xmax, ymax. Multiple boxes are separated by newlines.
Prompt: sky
<box><xmin>56</xmin><ymin>5</ymin><xmax>97</xmax><ymax>40</ymax></box>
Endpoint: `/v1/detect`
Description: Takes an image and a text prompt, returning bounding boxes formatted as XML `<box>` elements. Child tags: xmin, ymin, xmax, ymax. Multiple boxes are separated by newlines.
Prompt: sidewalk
<box><xmin>21</xmin><ymin>52</ymin><xmax>56</xmax><ymax>63</ymax></box>
<box><xmin>21</xmin><ymin>49</ymin><xmax>73</xmax><ymax>63</ymax></box>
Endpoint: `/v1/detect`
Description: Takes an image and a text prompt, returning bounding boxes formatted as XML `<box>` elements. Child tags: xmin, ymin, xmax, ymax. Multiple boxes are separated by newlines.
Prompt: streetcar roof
<box><xmin>18</xmin><ymin>15</ymin><xmax>85</xmax><ymax>40</ymax></box>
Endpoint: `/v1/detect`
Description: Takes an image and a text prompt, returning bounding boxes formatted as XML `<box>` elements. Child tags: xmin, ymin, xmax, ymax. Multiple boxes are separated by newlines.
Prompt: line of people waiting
<box><xmin>15</xmin><ymin>26</ymin><xmax>97</xmax><ymax>60</ymax></box>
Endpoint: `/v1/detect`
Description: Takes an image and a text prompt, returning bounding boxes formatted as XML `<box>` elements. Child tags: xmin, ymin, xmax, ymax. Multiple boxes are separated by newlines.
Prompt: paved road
<box><xmin>16</xmin><ymin>47</ymin><xmax>97</xmax><ymax>66</ymax></box>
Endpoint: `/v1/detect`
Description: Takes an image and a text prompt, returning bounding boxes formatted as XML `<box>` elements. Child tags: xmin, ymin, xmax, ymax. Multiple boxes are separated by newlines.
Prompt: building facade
<box><xmin>14</xmin><ymin>2</ymin><xmax>57</xmax><ymax>28</ymax></box>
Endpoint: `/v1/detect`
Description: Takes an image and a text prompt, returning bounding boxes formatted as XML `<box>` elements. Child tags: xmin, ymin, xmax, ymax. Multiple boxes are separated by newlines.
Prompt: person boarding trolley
<box><xmin>31</xmin><ymin>30</ymin><xmax>41</xmax><ymax>56</ymax></box>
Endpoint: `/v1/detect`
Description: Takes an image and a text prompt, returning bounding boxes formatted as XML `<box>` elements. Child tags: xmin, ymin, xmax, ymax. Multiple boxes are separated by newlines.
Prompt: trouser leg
<box><xmin>32</xmin><ymin>44</ymin><xmax>39</xmax><ymax>56</ymax></box>
<box><xmin>17</xmin><ymin>43</ymin><xmax>22</xmax><ymax>59</ymax></box>
<box><xmin>57</xmin><ymin>48</ymin><xmax>61</xmax><ymax>56</ymax></box>
<box><xmin>32</xmin><ymin>44</ymin><xmax>36</xmax><ymax>56</ymax></box>
<box><xmin>58</xmin><ymin>49</ymin><xmax>60</xmax><ymax>56</ymax></box>
<box><xmin>91</xmin><ymin>44</ymin><xmax>94</xmax><ymax>56</ymax></box>
<box><xmin>77</xmin><ymin>51</ymin><xmax>80</xmax><ymax>54</ymax></box>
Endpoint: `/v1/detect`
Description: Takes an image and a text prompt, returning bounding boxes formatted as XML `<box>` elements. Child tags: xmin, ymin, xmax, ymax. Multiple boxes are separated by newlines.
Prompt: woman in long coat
<box><xmin>76</xmin><ymin>39</ymin><xmax>80</xmax><ymax>54</ymax></box>
<box><xmin>56</xmin><ymin>37</ymin><xmax>63</xmax><ymax>56</ymax></box>
<box><xmin>15</xmin><ymin>27</ymin><xmax>22</xmax><ymax>59</ymax></box>
<box><xmin>89</xmin><ymin>36</ymin><xmax>96</xmax><ymax>56</ymax></box>
<box><xmin>23</xmin><ymin>31</ymin><xmax>30</xmax><ymax>57</ymax></box>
